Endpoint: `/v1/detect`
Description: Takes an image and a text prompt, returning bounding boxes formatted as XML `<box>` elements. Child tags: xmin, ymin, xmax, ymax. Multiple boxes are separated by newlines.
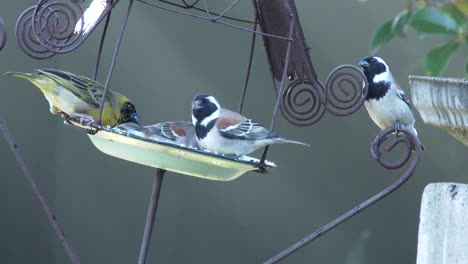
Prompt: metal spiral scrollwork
<box><xmin>324</xmin><ymin>64</ymin><xmax>368</xmax><ymax>116</ymax></box>
<box><xmin>33</xmin><ymin>0</ymin><xmax>85</xmax><ymax>54</ymax></box>
<box><xmin>15</xmin><ymin>0</ymin><xmax>99</xmax><ymax>59</ymax></box>
<box><xmin>371</xmin><ymin>125</ymin><xmax>422</xmax><ymax>170</ymax></box>
<box><xmin>16</xmin><ymin>6</ymin><xmax>56</xmax><ymax>59</ymax></box>
<box><xmin>280</xmin><ymin>80</ymin><xmax>326</xmax><ymax>126</ymax></box>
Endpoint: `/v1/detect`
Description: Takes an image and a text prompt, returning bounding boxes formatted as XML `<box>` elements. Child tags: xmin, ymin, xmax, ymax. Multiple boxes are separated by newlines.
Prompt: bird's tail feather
<box><xmin>4</xmin><ymin>71</ymin><xmax>36</xmax><ymax>80</ymax></box>
<box><xmin>276</xmin><ymin>138</ymin><xmax>310</xmax><ymax>147</ymax></box>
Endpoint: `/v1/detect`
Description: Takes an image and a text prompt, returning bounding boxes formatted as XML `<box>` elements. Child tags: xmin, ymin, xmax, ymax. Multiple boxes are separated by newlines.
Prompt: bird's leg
<box><xmin>60</xmin><ymin>112</ymin><xmax>99</xmax><ymax>135</ymax></box>
<box><xmin>393</xmin><ymin>120</ymin><xmax>402</xmax><ymax>137</ymax></box>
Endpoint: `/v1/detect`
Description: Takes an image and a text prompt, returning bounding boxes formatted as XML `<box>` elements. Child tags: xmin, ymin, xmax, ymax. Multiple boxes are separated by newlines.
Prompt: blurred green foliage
<box><xmin>370</xmin><ymin>0</ymin><xmax>468</xmax><ymax>77</ymax></box>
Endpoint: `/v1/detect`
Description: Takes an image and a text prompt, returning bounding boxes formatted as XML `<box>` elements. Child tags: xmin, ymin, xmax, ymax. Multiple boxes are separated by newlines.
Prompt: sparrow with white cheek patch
<box><xmin>191</xmin><ymin>94</ymin><xmax>309</xmax><ymax>156</ymax></box>
<box><xmin>115</xmin><ymin>121</ymin><xmax>200</xmax><ymax>148</ymax></box>
<box><xmin>359</xmin><ymin>56</ymin><xmax>424</xmax><ymax>150</ymax></box>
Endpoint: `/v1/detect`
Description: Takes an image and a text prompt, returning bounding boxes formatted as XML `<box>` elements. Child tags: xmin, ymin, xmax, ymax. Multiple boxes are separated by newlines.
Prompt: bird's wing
<box><xmin>217</xmin><ymin>112</ymin><xmax>273</xmax><ymax>140</ymax></box>
<box><xmin>148</xmin><ymin>122</ymin><xmax>188</xmax><ymax>141</ymax></box>
<box><xmin>393</xmin><ymin>83</ymin><xmax>412</xmax><ymax>110</ymax></box>
<box><xmin>38</xmin><ymin>69</ymin><xmax>106</xmax><ymax>108</ymax></box>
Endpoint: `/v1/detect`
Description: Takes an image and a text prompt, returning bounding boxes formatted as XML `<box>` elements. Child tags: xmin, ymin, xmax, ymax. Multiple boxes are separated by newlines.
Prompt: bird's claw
<box><xmin>393</xmin><ymin>120</ymin><xmax>403</xmax><ymax>136</ymax></box>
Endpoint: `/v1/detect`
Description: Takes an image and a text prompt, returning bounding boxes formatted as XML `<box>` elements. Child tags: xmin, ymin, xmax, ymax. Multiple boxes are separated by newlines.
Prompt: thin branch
<box><xmin>0</xmin><ymin>114</ymin><xmax>80</xmax><ymax>264</ymax></box>
<box><xmin>138</xmin><ymin>169</ymin><xmax>166</xmax><ymax>264</ymax></box>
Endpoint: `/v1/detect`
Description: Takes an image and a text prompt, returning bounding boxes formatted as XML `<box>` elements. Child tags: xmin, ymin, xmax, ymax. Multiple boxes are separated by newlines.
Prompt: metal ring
<box><xmin>324</xmin><ymin>64</ymin><xmax>368</xmax><ymax>116</ymax></box>
<box><xmin>280</xmin><ymin>79</ymin><xmax>326</xmax><ymax>126</ymax></box>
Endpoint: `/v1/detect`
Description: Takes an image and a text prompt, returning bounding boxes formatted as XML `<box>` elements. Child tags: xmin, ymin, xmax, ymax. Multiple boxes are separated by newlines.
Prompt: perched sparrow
<box><xmin>6</xmin><ymin>69</ymin><xmax>141</xmax><ymax>127</ymax></box>
<box><xmin>191</xmin><ymin>94</ymin><xmax>309</xmax><ymax>156</ymax></box>
<box><xmin>145</xmin><ymin>121</ymin><xmax>199</xmax><ymax>148</ymax></box>
<box><xmin>115</xmin><ymin>121</ymin><xmax>199</xmax><ymax>148</ymax></box>
<box><xmin>359</xmin><ymin>56</ymin><xmax>424</xmax><ymax>149</ymax></box>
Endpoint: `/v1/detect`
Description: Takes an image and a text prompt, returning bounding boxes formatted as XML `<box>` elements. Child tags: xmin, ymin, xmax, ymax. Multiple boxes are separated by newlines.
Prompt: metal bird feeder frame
<box><xmin>0</xmin><ymin>0</ymin><xmax>423</xmax><ymax>263</ymax></box>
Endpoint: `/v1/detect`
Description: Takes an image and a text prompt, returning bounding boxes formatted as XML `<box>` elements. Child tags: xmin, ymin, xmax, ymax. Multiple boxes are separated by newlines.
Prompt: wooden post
<box><xmin>417</xmin><ymin>183</ymin><xmax>468</xmax><ymax>264</ymax></box>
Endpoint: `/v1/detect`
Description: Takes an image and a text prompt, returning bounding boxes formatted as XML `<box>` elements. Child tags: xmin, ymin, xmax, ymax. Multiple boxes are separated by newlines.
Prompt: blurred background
<box><xmin>1</xmin><ymin>0</ymin><xmax>467</xmax><ymax>263</ymax></box>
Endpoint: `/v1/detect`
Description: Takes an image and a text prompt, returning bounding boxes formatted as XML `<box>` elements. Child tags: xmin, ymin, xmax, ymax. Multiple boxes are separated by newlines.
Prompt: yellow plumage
<box><xmin>6</xmin><ymin>69</ymin><xmax>141</xmax><ymax>127</ymax></box>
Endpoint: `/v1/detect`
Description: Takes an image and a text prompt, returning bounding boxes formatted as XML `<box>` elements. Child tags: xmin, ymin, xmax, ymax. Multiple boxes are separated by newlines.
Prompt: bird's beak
<box><xmin>192</xmin><ymin>99</ymin><xmax>202</xmax><ymax>110</ymax></box>
<box><xmin>128</xmin><ymin>112</ymin><xmax>143</xmax><ymax>126</ymax></box>
<box><xmin>359</xmin><ymin>59</ymin><xmax>370</xmax><ymax>69</ymax></box>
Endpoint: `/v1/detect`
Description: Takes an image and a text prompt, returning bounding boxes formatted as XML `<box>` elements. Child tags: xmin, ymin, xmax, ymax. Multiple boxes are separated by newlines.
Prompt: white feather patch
<box><xmin>200</xmin><ymin>108</ymin><xmax>220</xmax><ymax>127</ymax></box>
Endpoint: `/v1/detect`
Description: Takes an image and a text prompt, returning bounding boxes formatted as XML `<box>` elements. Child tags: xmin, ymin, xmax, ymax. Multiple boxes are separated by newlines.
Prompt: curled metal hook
<box><xmin>280</xmin><ymin>80</ymin><xmax>326</xmax><ymax>126</ymax></box>
<box><xmin>371</xmin><ymin>126</ymin><xmax>418</xmax><ymax>169</ymax></box>
<box><xmin>264</xmin><ymin>125</ymin><xmax>422</xmax><ymax>264</ymax></box>
<box><xmin>324</xmin><ymin>64</ymin><xmax>368</xmax><ymax>116</ymax></box>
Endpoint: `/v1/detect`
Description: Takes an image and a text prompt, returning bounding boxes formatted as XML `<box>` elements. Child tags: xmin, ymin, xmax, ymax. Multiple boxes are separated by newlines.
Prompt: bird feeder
<box><xmin>1</xmin><ymin>0</ymin><xmax>423</xmax><ymax>264</ymax></box>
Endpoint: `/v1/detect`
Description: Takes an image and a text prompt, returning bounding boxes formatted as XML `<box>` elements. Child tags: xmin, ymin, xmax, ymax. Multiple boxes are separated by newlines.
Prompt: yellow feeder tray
<box><xmin>70</xmin><ymin>120</ymin><xmax>276</xmax><ymax>181</ymax></box>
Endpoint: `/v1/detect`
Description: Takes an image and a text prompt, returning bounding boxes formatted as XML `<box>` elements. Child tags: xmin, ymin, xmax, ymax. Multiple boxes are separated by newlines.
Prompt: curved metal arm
<box><xmin>264</xmin><ymin>125</ymin><xmax>422</xmax><ymax>264</ymax></box>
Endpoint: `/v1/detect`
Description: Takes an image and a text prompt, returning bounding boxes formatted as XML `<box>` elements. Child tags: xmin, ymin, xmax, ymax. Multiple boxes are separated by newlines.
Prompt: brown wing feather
<box><xmin>216</xmin><ymin>112</ymin><xmax>247</xmax><ymax>129</ymax></box>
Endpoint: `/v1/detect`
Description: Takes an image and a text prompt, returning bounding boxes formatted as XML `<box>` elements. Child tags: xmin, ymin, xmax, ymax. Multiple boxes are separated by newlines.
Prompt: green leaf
<box><xmin>411</xmin><ymin>6</ymin><xmax>458</xmax><ymax>35</ymax></box>
<box><xmin>392</xmin><ymin>10</ymin><xmax>412</xmax><ymax>37</ymax></box>
<box><xmin>441</xmin><ymin>4</ymin><xmax>467</xmax><ymax>30</ymax></box>
<box><xmin>453</xmin><ymin>0</ymin><xmax>468</xmax><ymax>16</ymax></box>
<box><xmin>425</xmin><ymin>40</ymin><xmax>460</xmax><ymax>76</ymax></box>
<box><xmin>371</xmin><ymin>20</ymin><xmax>395</xmax><ymax>54</ymax></box>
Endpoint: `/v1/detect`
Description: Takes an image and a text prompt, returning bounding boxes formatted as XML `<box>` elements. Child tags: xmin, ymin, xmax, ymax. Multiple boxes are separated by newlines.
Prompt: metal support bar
<box><xmin>0</xmin><ymin>114</ymin><xmax>80</xmax><ymax>264</ymax></box>
<box><xmin>97</xmin><ymin>0</ymin><xmax>134</xmax><ymax>125</ymax></box>
<box><xmin>92</xmin><ymin>8</ymin><xmax>113</xmax><ymax>80</ymax></box>
<box><xmin>237</xmin><ymin>18</ymin><xmax>258</xmax><ymax>114</ymax></box>
<box><xmin>260</xmin><ymin>14</ymin><xmax>295</xmax><ymax>164</ymax></box>
<box><xmin>264</xmin><ymin>126</ymin><xmax>422</xmax><ymax>263</ymax></box>
<box><xmin>138</xmin><ymin>169</ymin><xmax>166</xmax><ymax>264</ymax></box>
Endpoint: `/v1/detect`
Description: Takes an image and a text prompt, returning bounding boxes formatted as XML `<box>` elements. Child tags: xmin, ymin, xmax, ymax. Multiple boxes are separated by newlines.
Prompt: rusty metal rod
<box><xmin>264</xmin><ymin>127</ymin><xmax>422</xmax><ymax>264</ymax></box>
<box><xmin>136</xmin><ymin>0</ymin><xmax>292</xmax><ymax>41</ymax></box>
<box><xmin>260</xmin><ymin>14</ymin><xmax>295</xmax><ymax>164</ymax></box>
<box><xmin>97</xmin><ymin>0</ymin><xmax>134</xmax><ymax>125</ymax></box>
<box><xmin>92</xmin><ymin>7</ymin><xmax>113</xmax><ymax>80</ymax></box>
<box><xmin>238</xmin><ymin>18</ymin><xmax>258</xmax><ymax>114</ymax></box>
<box><xmin>0</xmin><ymin>114</ymin><xmax>80</xmax><ymax>264</ymax></box>
<box><xmin>138</xmin><ymin>169</ymin><xmax>166</xmax><ymax>264</ymax></box>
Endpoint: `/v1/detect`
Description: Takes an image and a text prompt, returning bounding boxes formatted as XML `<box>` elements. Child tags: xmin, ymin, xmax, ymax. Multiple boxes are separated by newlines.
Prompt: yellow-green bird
<box><xmin>5</xmin><ymin>68</ymin><xmax>142</xmax><ymax>127</ymax></box>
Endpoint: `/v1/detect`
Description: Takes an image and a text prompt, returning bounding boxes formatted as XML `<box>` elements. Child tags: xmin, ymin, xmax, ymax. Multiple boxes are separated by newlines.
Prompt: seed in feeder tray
<box><xmin>5</xmin><ymin>69</ymin><xmax>142</xmax><ymax>127</ymax></box>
